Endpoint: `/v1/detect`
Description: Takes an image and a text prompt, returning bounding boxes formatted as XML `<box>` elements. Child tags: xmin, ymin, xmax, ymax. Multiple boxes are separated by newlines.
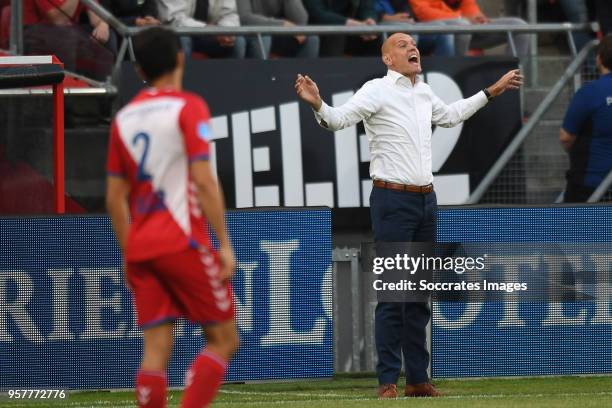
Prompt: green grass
<box><xmin>3</xmin><ymin>374</ymin><xmax>612</xmax><ymax>407</ymax></box>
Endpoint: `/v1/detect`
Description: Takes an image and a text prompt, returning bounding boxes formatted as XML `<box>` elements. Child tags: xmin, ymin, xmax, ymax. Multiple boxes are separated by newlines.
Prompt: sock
<box><xmin>181</xmin><ymin>349</ymin><xmax>227</xmax><ymax>408</ymax></box>
<box><xmin>135</xmin><ymin>370</ymin><xmax>167</xmax><ymax>408</ymax></box>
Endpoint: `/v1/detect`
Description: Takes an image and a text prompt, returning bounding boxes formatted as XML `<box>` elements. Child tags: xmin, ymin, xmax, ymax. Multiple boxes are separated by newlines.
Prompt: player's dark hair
<box><xmin>133</xmin><ymin>27</ymin><xmax>182</xmax><ymax>82</ymax></box>
<box><xmin>597</xmin><ymin>34</ymin><xmax>612</xmax><ymax>71</ymax></box>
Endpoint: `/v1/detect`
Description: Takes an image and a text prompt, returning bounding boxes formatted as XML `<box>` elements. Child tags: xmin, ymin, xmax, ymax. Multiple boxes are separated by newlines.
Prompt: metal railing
<box><xmin>588</xmin><ymin>169</ymin><xmax>612</xmax><ymax>203</ymax></box>
<box><xmin>77</xmin><ymin>1</ymin><xmax>594</xmax><ymax>61</ymax></box>
<box><xmin>9</xmin><ymin>0</ymin><xmax>592</xmax><ymax>70</ymax></box>
<box><xmin>8</xmin><ymin>0</ymin><xmax>23</xmax><ymax>54</ymax></box>
<box><xmin>467</xmin><ymin>40</ymin><xmax>599</xmax><ymax>204</ymax></box>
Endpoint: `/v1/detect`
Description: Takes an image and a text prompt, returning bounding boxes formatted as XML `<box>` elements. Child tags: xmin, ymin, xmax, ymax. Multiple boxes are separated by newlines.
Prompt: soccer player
<box><xmin>106</xmin><ymin>27</ymin><xmax>239</xmax><ymax>408</ymax></box>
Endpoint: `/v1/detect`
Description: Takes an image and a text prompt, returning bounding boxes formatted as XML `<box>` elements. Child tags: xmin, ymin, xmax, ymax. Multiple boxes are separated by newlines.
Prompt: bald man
<box><xmin>295</xmin><ymin>33</ymin><xmax>521</xmax><ymax>398</ymax></box>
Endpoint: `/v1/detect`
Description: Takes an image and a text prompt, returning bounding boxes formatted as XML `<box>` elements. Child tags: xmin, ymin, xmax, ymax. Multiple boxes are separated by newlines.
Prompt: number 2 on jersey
<box><xmin>132</xmin><ymin>132</ymin><xmax>152</xmax><ymax>181</ymax></box>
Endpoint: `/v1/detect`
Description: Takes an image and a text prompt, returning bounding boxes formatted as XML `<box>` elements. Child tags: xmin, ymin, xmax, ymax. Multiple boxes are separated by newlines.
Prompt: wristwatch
<box><xmin>483</xmin><ymin>88</ymin><xmax>493</xmax><ymax>101</ymax></box>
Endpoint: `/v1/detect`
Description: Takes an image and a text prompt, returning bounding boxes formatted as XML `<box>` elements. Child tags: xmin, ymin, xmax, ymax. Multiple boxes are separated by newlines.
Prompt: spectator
<box><xmin>302</xmin><ymin>0</ymin><xmax>381</xmax><ymax>57</ymax></box>
<box><xmin>557</xmin><ymin>0</ymin><xmax>592</xmax><ymax>52</ymax></box>
<box><xmin>560</xmin><ymin>34</ymin><xmax>612</xmax><ymax>202</ymax></box>
<box><xmin>374</xmin><ymin>0</ymin><xmax>455</xmax><ymax>56</ymax></box>
<box><xmin>100</xmin><ymin>0</ymin><xmax>160</xmax><ymax>27</ymax></box>
<box><xmin>237</xmin><ymin>0</ymin><xmax>319</xmax><ymax>58</ymax></box>
<box><xmin>23</xmin><ymin>0</ymin><xmax>115</xmax><ymax>79</ymax></box>
<box><xmin>24</xmin><ymin>0</ymin><xmax>114</xmax><ymax>48</ymax></box>
<box><xmin>157</xmin><ymin>0</ymin><xmax>246</xmax><ymax>59</ymax></box>
<box><xmin>100</xmin><ymin>1</ymin><xmax>159</xmax><ymax>62</ymax></box>
<box><xmin>409</xmin><ymin>0</ymin><xmax>530</xmax><ymax>58</ymax></box>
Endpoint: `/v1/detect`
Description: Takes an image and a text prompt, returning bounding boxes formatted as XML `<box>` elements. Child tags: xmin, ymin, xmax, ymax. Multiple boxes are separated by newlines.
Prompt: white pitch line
<box><xmin>5</xmin><ymin>390</ymin><xmax>612</xmax><ymax>408</ymax></box>
<box><xmin>0</xmin><ymin>401</ymin><xmax>136</xmax><ymax>408</ymax></box>
<box><xmin>218</xmin><ymin>389</ymin><xmax>612</xmax><ymax>400</ymax></box>
<box><xmin>440</xmin><ymin>391</ymin><xmax>612</xmax><ymax>399</ymax></box>
<box><xmin>219</xmin><ymin>389</ymin><xmax>351</xmax><ymax>398</ymax></box>
<box><xmin>213</xmin><ymin>390</ymin><xmax>612</xmax><ymax>405</ymax></box>
<box><xmin>214</xmin><ymin>397</ymin><xmax>379</xmax><ymax>406</ymax></box>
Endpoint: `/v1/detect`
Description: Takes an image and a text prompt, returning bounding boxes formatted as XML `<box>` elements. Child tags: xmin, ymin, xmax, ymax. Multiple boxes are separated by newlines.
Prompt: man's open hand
<box><xmin>295</xmin><ymin>74</ymin><xmax>322</xmax><ymax>111</ymax></box>
<box><xmin>487</xmin><ymin>69</ymin><xmax>524</xmax><ymax>98</ymax></box>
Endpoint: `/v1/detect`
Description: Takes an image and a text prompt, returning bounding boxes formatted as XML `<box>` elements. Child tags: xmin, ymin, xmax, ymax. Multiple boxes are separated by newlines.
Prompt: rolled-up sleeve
<box><xmin>313</xmin><ymin>81</ymin><xmax>381</xmax><ymax>131</ymax></box>
<box><xmin>431</xmin><ymin>90</ymin><xmax>488</xmax><ymax>128</ymax></box>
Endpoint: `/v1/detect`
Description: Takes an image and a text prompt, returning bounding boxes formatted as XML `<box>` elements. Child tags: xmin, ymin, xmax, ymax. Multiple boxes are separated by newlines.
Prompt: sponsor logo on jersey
<box><xmin>198</xmin><ymin>122</ymin><xmax>211</xmax><ymax>141</ymax></box>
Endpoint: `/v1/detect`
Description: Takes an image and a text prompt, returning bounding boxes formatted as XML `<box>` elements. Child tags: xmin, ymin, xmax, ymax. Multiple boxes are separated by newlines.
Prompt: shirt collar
<box><xmin>385</xmin><ymin>69</ymin><xmax>423</xmax><ymax>86</ymax></box>
<box><xmin>145</xmin><ymin>86</ymin><xmax>179</xmax><ymax>95</ymax></box>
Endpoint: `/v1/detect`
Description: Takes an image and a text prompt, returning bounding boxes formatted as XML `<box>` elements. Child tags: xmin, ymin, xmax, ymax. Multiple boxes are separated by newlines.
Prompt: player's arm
<box><xmin>190</xmin><ymin>161</ymin><xmax>235</xmax><ymax>282</ymax></box>
<box><xmin>180</xmin><ymin>97</ymin><xmax>235</xmax><ymax>282</ymax></box>
<box><xmin>560</xmin><ymin>128</ymin><xmax>577</xmax><ymax>152</ymax></box>
<box><xmin>560</xmin><ymin>87</ymin><xmax>590</xmax><ymax>153</ymax></box>
<box><xmin>106</xmin><ymin>176</ymin><xmax>131</xmax><ymax>252</ymax></box>
<box><xmin>295</xmin><ymin>74</ymin><xmax>380</xmax><ymax>131</ymax></box>
<box><xmin>432</xmin><ymin>69</ymin><xmax>522</xmax><ymax>128</ymax></box>
<box><xmin>105</xmin><ymin>121</ymin><xmax>130</xmax><ymax>253</ymax></box>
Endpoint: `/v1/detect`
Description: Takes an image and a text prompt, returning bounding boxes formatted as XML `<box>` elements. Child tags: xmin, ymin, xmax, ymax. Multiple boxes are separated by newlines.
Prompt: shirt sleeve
<box><xmin>562</xmin><ymin>87</ymin><xmax>591</xmax><ymax>135</ymax></box>
<box><xmin>409</xmin><ymin>0</ymin><xmax>460</xmax><ymax>22</ymax></box>
<box><xmin>106</xmin><ymin>121</ymin><xmax>127</xmax><ymax>178</ymax></box>
<box><xmin>458</xmin><ymin>0</ymin><xmax>483</xmax><ymax>17</ymax></box>
<box><xmin>35</xmin><ymin>0</ymin><xmax>66</xmax><ymax>14</ymax></box>
<box><xmin>313</xmin><ymin>81</ymin><xmax>381</xmax><ymax>131</ymax></box>
<box><xmin>302</xmin><ymin>0</ymin><xmax>349</xmax><ymax>24</ymax></box>
<box><xmin>356</xmin><ymin>0</ymin><xmax>377</xmax><ymax>21</ymax></box>
<box><xmin>179</xmin><ymin>96</ymin><xmax>212</xmax><ymax>162</ymax></box>
<box><xmin>237</xmin><ymin>0</ymin><xmax>284</xmax><ymax>25</ymax></box>
<box><xmin>143</xmin><ymin>0</ymin><xmax>159</xmax><ymax>18</ymax></box>
<box><xmin>284</xmin><ymin>0</ymin><xmax>309</xmax><ymax>25</ymax></box>
<box><xmin>215</xmin><ymin>0</ymin><xmax>241</xmax><ymax>26</ymax></box>
<box><xmin>431</xmin><ymin>89</ymin><xmax>488</xmax><ymax>128</ymax></box>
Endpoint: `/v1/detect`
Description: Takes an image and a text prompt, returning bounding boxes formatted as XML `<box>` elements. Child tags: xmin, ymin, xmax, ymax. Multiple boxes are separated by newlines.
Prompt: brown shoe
<box><xmin>378</xmin><ymin>384</ymin><xmax>398</xmax><ymax>398</ymax></box>
<box><xmin>405</xmin><ymin>382</ymin><xmax>441</xmax><ymax>397</ymax></box>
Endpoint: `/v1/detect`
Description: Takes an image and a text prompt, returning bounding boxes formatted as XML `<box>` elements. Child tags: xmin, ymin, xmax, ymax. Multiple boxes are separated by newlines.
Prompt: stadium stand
<box><xmin>0</xmin><ymin>0</ymin><xmax>608</xmax><ymax>210</ymax></box>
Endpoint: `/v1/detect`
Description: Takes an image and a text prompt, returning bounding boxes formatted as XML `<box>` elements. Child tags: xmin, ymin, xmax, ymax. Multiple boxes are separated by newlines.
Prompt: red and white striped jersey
<box><xmin>106</xmin><ymin>88</ymin><xmax>213</xmax><ymax>261</ymax></box>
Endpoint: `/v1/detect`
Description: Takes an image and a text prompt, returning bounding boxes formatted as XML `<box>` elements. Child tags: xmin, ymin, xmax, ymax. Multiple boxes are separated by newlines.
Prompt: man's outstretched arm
<box><xmin>432</xmin><ymin>69</ymin><xmax>523</xmax><ymax>128</ymax></box>
<box><xmin>295</xmin><ymin>74</ymin><xmax>380</xmax><ymax>131</ymax></box>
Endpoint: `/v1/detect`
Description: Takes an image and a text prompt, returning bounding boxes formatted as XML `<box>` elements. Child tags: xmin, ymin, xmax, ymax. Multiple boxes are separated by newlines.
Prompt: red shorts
<box><xmin>127</xmin><ymin>246</ymin><xmax>235</xmax><ymax>328</ymax></box>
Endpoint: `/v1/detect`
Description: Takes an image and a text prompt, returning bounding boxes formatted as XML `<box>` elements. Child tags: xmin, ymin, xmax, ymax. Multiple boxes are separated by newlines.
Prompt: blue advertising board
<box><xmin>2</xmin><ymin>205</ymin><xmax>611</xmax><ymax>386</ymax></box>
<box><xmin>433</xmin><ymin>206</ymin><xmax>612</xmax><ymax>377</ymax></box>
<box><xmin>0</xmin><ymin>208</ymin><xmax>332</xmax><ymax>389</ymax></box>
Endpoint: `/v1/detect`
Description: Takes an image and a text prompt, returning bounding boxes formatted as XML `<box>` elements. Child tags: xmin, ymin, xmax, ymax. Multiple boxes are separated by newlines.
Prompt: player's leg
<box><xmin>181</xmin><ymin>320</ymin><xmax>239</xmax><ymax>408</ymax></box>
<box><xmin>203</xmin><ymin>318</ymin><xmax>240</xmax><ymax>360</ymax></box>
<box><xmin>127</xmin><ymin>260</ymin><xmax>181</xmax><ymax>408</ymax></box>
<box><xmin>136</xmin><ymin>322</ymin><xmax>174</xmax><ymax>408</ymax></box>
<box><xmin>152</xmin><ymin>247</ymin><xmax>238</xmax><ymax>408</ymax></box>
<box><xmin>141</xmin><ymin>323</ymin><xmax>174</xmax><ymax>371</ymax></box>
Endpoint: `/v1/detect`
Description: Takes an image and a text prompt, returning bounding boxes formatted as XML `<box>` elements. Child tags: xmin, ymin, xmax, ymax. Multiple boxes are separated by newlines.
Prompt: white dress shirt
<box><xmin>157</xmin><ymin>0</ymin><xmax>241</xmax><ymax>27</ymax></box>
<box><xmin>314</xmin><ymin>69</ymin><xmax>489</xmax><ymax>186</ymax></box>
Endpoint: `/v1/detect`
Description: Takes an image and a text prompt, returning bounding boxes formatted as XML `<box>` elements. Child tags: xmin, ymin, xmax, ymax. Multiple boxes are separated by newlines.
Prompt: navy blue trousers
<box><xmin>370</xmin><ymin>186</ymin><xmax>437</xmax><ymax>385</ymax></box>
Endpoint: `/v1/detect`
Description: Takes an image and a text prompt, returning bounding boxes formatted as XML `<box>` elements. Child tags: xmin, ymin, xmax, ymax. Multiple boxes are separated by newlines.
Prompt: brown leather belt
<box><xmin>373</xmin><ymin>179</ymin><xmax>433</xmax><ymax>194</ymax></box>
